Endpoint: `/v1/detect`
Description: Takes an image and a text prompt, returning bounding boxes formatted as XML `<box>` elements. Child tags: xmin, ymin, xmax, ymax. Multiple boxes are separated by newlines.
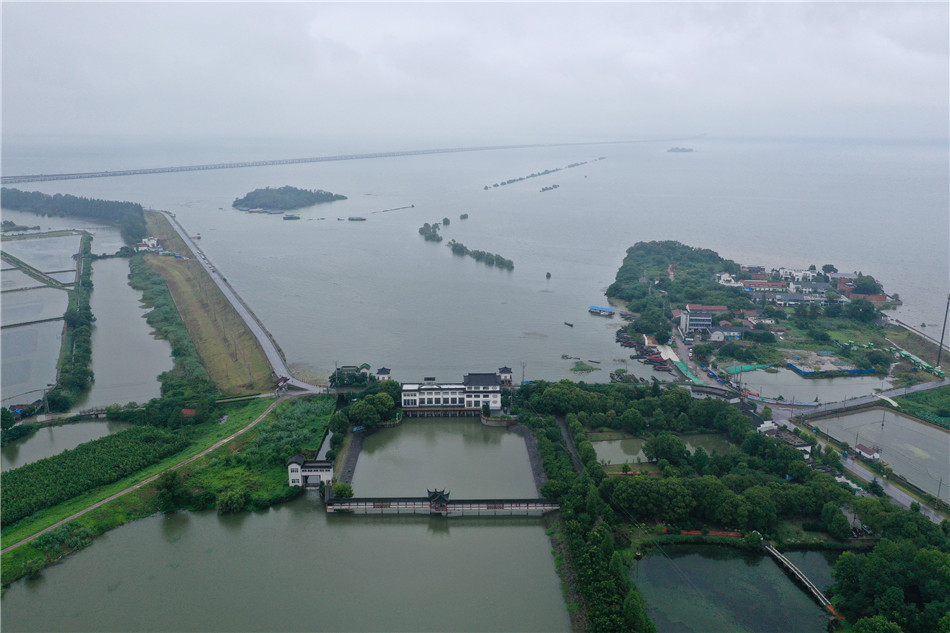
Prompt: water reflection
<box><xmin>634</xmin><ymin>545</ymin><xmax>828</xmax><ymax>633</ymax></box>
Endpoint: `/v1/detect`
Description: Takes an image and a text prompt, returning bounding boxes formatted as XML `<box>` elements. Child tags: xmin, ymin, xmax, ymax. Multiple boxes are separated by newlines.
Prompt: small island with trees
<box><xmin>232</xmin><ymin>186</ymin><xmax>346</xmax><ymax>211</ymax></box>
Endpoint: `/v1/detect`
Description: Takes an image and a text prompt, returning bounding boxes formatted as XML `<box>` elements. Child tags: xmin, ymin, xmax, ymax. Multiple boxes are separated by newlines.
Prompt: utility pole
<box><xmin>521</xmin><ymin>360</ymin><xmax>526</xmax><ymax>386</ymax></box>
<box><xmin>937</xmin><ymin>293</ymin><xmax>950</xmax><ymax>369</ymax></box>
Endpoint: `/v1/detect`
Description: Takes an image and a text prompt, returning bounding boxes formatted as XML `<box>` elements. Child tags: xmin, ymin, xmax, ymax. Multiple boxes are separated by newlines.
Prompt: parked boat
<box><xmin>283</xmin><ymin>214</ymin><xmax>300</xmax><ymax>220</ymax></box>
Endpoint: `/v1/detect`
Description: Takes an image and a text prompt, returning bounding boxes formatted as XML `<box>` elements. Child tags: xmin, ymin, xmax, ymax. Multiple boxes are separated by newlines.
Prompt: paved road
<box><xmin>1</xmin><ymin>397</ymin><xmax>285</xmax><ymax>555</ymax></box>
<box><xmin>803</xmin><ymin>378</ymin><xmax>950</xmax><ymax>417</ymax></box>
<box><xmin>158</xmin><ymin>211</ymin><xmax>322</xmax><ymax>394</ymax></box>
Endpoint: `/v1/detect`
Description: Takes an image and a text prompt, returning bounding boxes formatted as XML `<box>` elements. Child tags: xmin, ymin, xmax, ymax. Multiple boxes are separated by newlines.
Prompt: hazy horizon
<box><xmin>3</xmin><ymin>2</ymin><xmax>947</xmax><ymax>149</ymax></box>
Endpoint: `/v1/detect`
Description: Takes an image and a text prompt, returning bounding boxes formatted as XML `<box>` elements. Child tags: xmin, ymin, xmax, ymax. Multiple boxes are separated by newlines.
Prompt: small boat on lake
<box><xmin>564</xmin><ymin>322</ymin><xmax>574</xmax><ymax>327</ymax></box>
<box><xmin>348</xmin><ymin>216</ymin><xmax>366</xmax><ymax>221</ymax></box>
<box><xmin>283</xmin><ymin>214</ymin><xmax>300</xmax><ymax>220</ymax></box>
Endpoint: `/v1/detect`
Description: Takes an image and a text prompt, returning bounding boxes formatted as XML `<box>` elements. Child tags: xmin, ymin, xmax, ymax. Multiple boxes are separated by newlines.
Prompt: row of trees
<box><xmin>446</xmin><ymin>239</ymin><xmax>514</xmax><ymax>270</ymax></box>
<box><xmin>231</xmin><ymin>186</ymin><xmax>346</xmax><ymax>210</ymax></box>
<box><xmin>481</xmin><ymin>157</ymin><xmax>602</xmax><ymax>190</ymax></box>
<box><xmin>1</xmin><ymin>188</ymin><xmax>147</xmax><ymax>244</ymax></box>
<box><xmin>515</xmin><ymin>408</ymin><xmax>654</xmax><ymax>632</ymax></box>
<box><xmin>1</xmin><ymin>426</ymin><xmax>190</xmax><ymax>526</ymax></box>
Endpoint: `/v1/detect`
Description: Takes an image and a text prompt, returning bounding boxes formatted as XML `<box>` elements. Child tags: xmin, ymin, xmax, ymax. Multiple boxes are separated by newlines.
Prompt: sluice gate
<box><xmin>327</xmin><ymin>489</ymin><xmax>558</xmax><ymax>517</ymax></box>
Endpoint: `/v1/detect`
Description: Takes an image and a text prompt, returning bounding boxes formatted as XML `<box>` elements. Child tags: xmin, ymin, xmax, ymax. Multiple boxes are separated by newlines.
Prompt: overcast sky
<box><xmin>2</xmin><ymin>2</ymin><xmax>948</xmax><ymax>146</ymax></box>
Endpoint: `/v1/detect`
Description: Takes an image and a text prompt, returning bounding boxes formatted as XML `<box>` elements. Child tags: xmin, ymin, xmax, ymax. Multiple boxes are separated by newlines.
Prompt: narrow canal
<box><xmin>1</xmin><ymin>420</ymin><xmax>133</xmax><ymax>471</ymax></box>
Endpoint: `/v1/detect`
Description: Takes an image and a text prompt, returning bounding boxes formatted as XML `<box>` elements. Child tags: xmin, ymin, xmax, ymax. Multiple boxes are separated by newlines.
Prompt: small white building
<box><xmin>707</xmin><ymin>326</ymin><xmax>748</xmax><ymax>342</ymax></box>
<box><xmin>716</xmin><ymin>272</ymin><xmax>743</xmax><ymax>287</ymax></box>
<box><xmin>287</xmin><ymin>455</ymin><xmax>334</xmax><ymax>487</ymax></box>
<box><xmin>776</xmin><ymin>268</ymin><xmax>818</xmax><ymax>282</ymax></box>
<box><xmin>855</xmin><ymin>443</ymin><xmax>881</xmax><ymax>461</ymax></box>
<box><xmin>376</xmin><ymin>367</ymin><xmax>392</xmax><ymax>382</ymax></box>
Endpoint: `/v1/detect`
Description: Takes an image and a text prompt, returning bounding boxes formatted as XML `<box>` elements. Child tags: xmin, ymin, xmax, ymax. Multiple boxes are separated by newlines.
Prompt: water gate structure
<box><xmin>326</xmin><ymin>489</ymin><xmax>559</xmax><ymax>517</ymax></box>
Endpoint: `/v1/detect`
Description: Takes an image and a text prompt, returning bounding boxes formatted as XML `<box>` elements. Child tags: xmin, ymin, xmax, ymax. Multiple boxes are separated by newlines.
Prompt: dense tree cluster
<box><xmin>1</xmin><ymin>427</ymin><xmax>189</xmax><ymax>526</ymax></box>
<box><xmin>514</xmin><ymin>379</ymin><xmax>950</xmax><ymax>633</ymax></box>
<box><xmin>232</xmin><ymin>186</ymin><xmax>346</xmax><ymax>210</ymax></box>
<box><xmin>418</xmin><ymin>222</ymin><xmax>443</xmax><ymax>242</ymax></box>
<box><xmin>832</xmin><ymin>538</ymin><xmax>950</xmax><ymax>633</ymax></box>
<box><xmin>1</xmin><ymin>188</ymin><xmax>147</xmax><ymax>244</ymax></box>
<box><xmin>607</xmin><ymin>240</ymin><xmax>751</xmax><ymax>310</ymax></box>
<box><xmin>522</xmin><ymin>380</ymin><xmax>752</xmax><ymax>440</ymax></box>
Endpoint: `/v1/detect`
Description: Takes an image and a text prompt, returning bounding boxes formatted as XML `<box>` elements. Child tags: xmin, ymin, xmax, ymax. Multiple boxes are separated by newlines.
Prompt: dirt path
<box><xmin>1</xmin><ymin>397</ymin><xmax>285</xmax><ymax>556</ymax></box>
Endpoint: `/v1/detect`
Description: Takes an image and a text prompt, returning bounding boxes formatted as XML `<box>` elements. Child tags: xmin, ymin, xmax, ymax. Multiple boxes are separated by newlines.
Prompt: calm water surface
<box><xmin>73</xmin><ymin>257</ymin><xmax>173</xmax><ymax>410</ymax></box>
<box><xmin>0</xmin><ymin>320</ymin><xmax>62</xmax><ymax>405</ymax></box>
<box><xmin>1</xmin><ymin>420</ymin><xmax>133</xmax><ymax>471</ymax></box>
<box><xmin>0</xmin><ymin>286</ymin><xmax>68</xmax><ymax>326</ymax></box>
<box><xmin>1</xmin><ymin>233</ymin><xmax>83</xmax><ymax>272</ymax></box>
<box><xmin>737</xmin><ymin>368</ymin><xmax>891</xmax><ymax>404</ymax></box>
<box><xmin>592</xmin><ymin>433</ymin><xmax>734</xmax><ymax>465</ymax></box>
<box><xmin>632</xmin><ymin>545</ymin><xmax>831</xmax><ymax>633</ymax></box>
<box><xmin>353</xmin><ymin>418</ymin><xmax>539</xmax><ymax>497</ymax></box>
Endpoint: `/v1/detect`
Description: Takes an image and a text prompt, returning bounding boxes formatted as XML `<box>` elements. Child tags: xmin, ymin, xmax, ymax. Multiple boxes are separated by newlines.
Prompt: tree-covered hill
<box><xmin>606</xmin><ymin>240</ymin><xmax>752</xmax><ymax>310</ymax></box>
<box><xmin>232</xmin><ymin>186</ymin><xmax>346</xmax><ymax>210</ymax></box>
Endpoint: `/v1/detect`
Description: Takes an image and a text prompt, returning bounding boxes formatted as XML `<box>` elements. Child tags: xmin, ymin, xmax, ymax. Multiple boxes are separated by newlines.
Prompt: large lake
<box><xmin>3</xmin><ymin>137</ymin><xmax>947</xmax><ymax>386</ymax></box>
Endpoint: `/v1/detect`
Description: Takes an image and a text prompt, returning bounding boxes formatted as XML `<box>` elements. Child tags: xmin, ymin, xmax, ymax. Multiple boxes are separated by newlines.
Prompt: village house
<box><xmin>707</xmin><ymin>326</ymin><xmax>750</xmax><ymax>342</ymax></box>
<box><xmin>789</xmin><ymin>281</ymin><xmax>832</xmax><ymax>294</ymax></box>
<box><xmin>134</xmin><ymin>237</ymin><xmax>161</xmax><ymax>252</ymax></box>
<box><xmin>855</xmin><ymin>443</ymin><xmax>881</xmax><ymax>461</ymax></box>
<box><xmin>743</xmin><ymin>280</ymin><xmax>787</xmax><ymax>292</ymax></box>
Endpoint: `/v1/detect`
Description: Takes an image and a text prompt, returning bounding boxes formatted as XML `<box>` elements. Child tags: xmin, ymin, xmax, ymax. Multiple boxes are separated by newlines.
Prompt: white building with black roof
<box><xmin>287</xmin><ymin>455</ymin><xmax>334</xmax><ymax>487</ymax></box>
<box><xmin>401</xmin><ymin>371</ymin><xmax>504</xmax><ymax>416</ymax></box>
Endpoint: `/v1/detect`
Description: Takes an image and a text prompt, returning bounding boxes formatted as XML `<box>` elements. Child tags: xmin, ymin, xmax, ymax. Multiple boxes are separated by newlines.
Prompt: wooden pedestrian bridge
<box><xmin>326</xmin><ymin>489</ymin><xmax>559</xmax><ymax>518</ymax></box>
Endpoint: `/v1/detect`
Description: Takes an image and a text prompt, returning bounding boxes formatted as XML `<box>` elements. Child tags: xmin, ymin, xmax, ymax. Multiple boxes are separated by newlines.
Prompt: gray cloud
<box><xmin>3</xmin><ymin>2</ymin><xmax>947</xmax><ymax>145</ymax></box>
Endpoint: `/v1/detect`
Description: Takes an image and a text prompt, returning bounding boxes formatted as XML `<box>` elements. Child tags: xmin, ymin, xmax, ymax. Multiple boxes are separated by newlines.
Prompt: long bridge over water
<box><xmin>0</xmin><ymin>138</ymin><xmax>700</xmax><ymax>185</ymax></box>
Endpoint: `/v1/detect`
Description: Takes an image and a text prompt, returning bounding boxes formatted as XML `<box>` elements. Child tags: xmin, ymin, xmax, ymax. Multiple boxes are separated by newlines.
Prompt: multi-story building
<box><xmin>679</xmin><ymin>304</ymin><xmax>729</xmax><ymax>332</ymax></box>
<box><xmin>401</xmin><ymin>371</ymin><xmax>504</xmax><ymax>416</ymax></box>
